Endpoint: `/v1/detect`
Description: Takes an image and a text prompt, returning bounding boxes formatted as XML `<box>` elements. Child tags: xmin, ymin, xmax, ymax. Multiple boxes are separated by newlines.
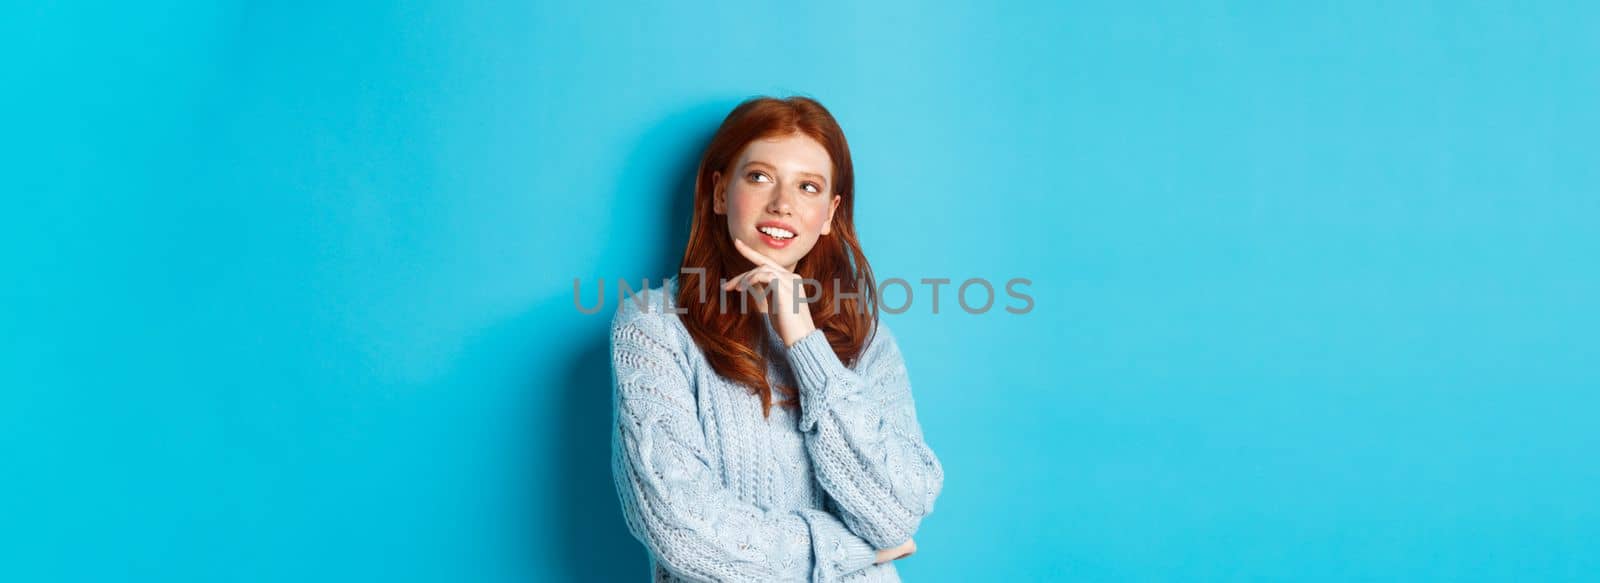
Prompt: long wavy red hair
<box><xmin>676</xmin><ymin>96</ymin><xmax>879</xmax><ymax>418</ymax></box>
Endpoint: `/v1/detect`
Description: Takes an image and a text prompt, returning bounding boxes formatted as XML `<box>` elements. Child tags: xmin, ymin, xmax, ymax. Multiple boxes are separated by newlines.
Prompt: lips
<box><xmin>755</xmin><ymin>220</ymin><xmax>798</xmax><ymax>249</ymax></box>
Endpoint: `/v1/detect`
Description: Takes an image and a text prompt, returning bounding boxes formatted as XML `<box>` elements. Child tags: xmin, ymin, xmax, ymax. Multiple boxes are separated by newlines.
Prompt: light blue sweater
<box><xmin>609</xmin><ymin>277</ymin><xmax>945</xmax><ymax>582</ymax></box>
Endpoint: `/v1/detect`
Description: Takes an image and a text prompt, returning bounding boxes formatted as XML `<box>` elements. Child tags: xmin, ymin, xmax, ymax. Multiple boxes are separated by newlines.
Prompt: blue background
<box><xmin>4</xmin><ymin>1</ymin><xmax>1596</xmax><ymax>581</ymax></box>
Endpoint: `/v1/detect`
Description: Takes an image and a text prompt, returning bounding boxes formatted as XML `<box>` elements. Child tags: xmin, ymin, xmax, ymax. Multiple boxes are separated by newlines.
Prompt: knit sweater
<box><xmin>609</xmin><ymin>276</ymin><xmax>945</xmax><ymax>582</ymax></box>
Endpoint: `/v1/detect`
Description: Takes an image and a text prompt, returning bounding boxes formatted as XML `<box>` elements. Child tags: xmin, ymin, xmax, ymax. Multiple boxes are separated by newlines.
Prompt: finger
<box><xmin>748</xmin><ymin>267</ymin><xmax>782</xmax><ymax>294</ymax></box>
<box><xmin>741</xmin><ymin>272</ymin><xmax>770</xmax><ymax>311</ymax></box>
<box><xmin>719</xmin><ymin>271</ymin><xmax>767</xmax><ymax>311</ymax></box>
<box><xmin>726</xmin><ymin>265</ymin><xmax>776</xmax><ymax>292</ymax></box>
<box><xmin>721</xmin><ymin>266</ymin><xmax>767</xmax><ymax>292</ymax></box>
<box><xmin>722</xmin><ymin>265</ymin><xmax>756</xmax><ymax>290</ymax></box>
<box><xmin>753</xmin><ymin>266</ymin><xmax>779</xmax><ymax>286</ymax></box>
<box><xmin>743</xmin><ymin>269</ymin><xmax>781</xmax><ymax>310</ymax></box>
<box><xmin>732</xmin><ymin>237</ymin><xmax>784</xmax><ymax>270</ymax></box>
<box><xmin>741</xmin><ymin>268</ymin><xmax>777</xmax><ymax>294</ymax></box>
<box><xmin>723</xmin><ymin>272</ymin><xmax>762</xmax><ymax>307</ymax></box>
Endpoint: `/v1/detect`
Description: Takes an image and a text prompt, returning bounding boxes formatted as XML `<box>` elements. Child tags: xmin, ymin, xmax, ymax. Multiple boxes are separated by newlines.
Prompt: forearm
<box><xmin>612</xmin><ymin>306</ymin><xmax>881</xmax><ymax>582</ymax></box>
<box><xmin>785</xmin><ymin>327</ymin><xmax>945</xmax><ymax>548</ymax></box>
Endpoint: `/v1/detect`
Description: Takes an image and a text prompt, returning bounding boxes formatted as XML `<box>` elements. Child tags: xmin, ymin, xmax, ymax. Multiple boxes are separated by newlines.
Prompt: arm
<box><xmin>610</xmin><ymin>303</ymin><xmax>879</xmax><ymax>583</ymax></box>
<box><xmin>785</xmin><ymin>322</ymin><xmax>946</xmax><ymax>550</ymax></box>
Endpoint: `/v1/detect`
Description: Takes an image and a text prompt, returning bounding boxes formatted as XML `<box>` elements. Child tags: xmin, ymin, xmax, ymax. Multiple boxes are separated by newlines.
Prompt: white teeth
<box><xmin>758</xmin><ymin>226</ymin><xmax>795</xmax><ymax>239</ymax></box>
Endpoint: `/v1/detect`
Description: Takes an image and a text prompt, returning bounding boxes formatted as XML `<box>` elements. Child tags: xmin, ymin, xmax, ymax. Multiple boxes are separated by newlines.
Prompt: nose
<box><xmin>766</xmin><ymin>185</ymin><xmax>796</xmax><ymax>215</ymax></box>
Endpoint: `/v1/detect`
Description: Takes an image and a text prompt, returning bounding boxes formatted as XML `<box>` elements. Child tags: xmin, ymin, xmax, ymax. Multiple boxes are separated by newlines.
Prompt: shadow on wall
<box><xmin>550</xmin><ymin>100</ymin><xmax>731</xmax><ymax>581</ymax></box>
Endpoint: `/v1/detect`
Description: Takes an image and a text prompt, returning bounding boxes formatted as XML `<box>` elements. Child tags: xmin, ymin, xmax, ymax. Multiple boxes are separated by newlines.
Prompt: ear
<box><xmin>711</xmin><ymin>171</ymin><xmax>726</xmax><ymax>215</ymax></box>
<box><xmin>820</xmin><ymin>194</ymin><xmax>842</xmax><ymax>235</ymax></box>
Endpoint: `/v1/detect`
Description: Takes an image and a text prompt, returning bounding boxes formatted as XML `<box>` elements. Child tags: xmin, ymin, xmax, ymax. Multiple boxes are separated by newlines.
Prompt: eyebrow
<box><xmin>741</xmin><ymin>160</ymin><xmax>829</xmax><ymax>185</ymax></box>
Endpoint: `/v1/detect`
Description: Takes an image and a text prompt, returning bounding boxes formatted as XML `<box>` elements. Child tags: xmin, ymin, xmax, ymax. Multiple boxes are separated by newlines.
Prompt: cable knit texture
<box><xmin>610</xmin><ymin>277</ymin><xmax>944</xmax><ymax>582</ymax></box>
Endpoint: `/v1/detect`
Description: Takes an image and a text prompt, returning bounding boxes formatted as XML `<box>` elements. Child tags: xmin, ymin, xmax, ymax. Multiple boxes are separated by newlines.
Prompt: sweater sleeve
<box><xmin>784</xmin><ymin>321</ymin><xmax>945</xmax><ymax>550</ymax></box>
<box><xmin>609</xmin><ymin>301</ymin><xmax>879</xmax><ymax>583</ymax></box>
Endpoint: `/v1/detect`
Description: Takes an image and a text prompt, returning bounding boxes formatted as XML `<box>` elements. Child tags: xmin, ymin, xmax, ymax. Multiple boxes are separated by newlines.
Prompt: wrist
<box><xmin>781</xmin><ymin>320</ymin><xmax>815</xmax><ymax>348</ymax></box>
<box><xmin>776</xmin><ymin>304</ymin><xmax>816</xmax><ymax>347</ymax></box>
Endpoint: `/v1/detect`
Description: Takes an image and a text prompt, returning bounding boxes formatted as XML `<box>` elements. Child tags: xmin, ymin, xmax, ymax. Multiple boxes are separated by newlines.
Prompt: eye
<box><xmin>746</xmin><ymin>172</ymin><xmax>771</xmax><ymax>183</ymax></box>
<box><xmin>801</xmin><ymin>182</ymin><xmax>821</xmax><ymax>194</ymax></box>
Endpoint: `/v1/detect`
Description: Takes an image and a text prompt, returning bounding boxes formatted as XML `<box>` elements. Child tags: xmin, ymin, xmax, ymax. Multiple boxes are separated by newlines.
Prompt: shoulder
<box><xmin>843</xmin><ymin>316</ymin><xmax>907</xmax><ymax>376</ymax></box>
<box><xmin>609</xmin><ymin>277</ymin><xmax>689</xmax><ymax>357</ymax></box>
<box><xmin>863</xmin><ymin>317</ymin><xmax>902</xmax><ymax>358</ymax></box>
<box><xmin>610</xmin><ymin>277</ymin><xmax>677</xmax><ymax>329</ymax></box>
<box><xmin>608</xmin><ymin>280</ymin><xmax>699</xmax><ymax>411</ymax></box>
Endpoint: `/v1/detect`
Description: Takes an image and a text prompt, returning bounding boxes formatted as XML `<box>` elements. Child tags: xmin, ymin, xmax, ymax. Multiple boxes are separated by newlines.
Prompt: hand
<box><xmin>722</xmin><ymin>238</ymin><xmax>816</xmax><ymax>347</ymax></box>
<box><xmin>875</xmin><ymin>538</ymin><xmax>916</xmax><ymax>564</ymax></box>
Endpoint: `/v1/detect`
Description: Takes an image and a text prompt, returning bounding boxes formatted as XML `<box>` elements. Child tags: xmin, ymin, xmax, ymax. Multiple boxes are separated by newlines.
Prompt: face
<box><xmin>712</xmin><ymin>133</ymin><xmax>842</xmax><ymax>271</ymax></box>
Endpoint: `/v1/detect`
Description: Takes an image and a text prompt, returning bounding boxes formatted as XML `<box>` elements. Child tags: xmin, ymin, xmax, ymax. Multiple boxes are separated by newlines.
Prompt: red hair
<box><xmin>676</xmin><ymin>96</ymin><xmax>879</xmax><ymax>418</ymax></box>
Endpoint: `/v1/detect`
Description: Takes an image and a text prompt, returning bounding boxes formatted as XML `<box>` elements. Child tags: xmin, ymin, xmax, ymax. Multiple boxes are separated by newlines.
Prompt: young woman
<box><xmin>609</xmin><ymin>96</ymin><xmax>944</xmax><ymax>582</ymax></box>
